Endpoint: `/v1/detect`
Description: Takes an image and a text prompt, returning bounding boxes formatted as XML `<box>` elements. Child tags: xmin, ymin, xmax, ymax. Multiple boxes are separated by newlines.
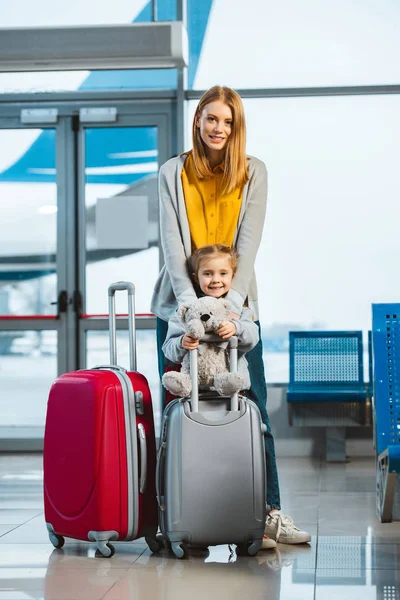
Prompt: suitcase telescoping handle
<box><xmin>190</xmin><ymin>334</ymin><xmax>239</xmax><ymax>413</ymax></box>
<box><xmin>108</xmin><ymin>281</ymin><xmax>137</xmax><ymax>371</ymax></box>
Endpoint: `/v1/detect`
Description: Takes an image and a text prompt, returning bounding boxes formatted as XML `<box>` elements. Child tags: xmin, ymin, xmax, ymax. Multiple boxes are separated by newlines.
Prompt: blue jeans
<box><xmin>156</xmin><ymin>317</ymin><xmax>281</xmax><ymax>510</ymax></box>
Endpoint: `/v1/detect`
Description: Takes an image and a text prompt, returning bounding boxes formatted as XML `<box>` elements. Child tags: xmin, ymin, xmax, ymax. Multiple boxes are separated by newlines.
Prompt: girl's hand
<box><xmin>182</xmin><ymin>334</ymin><xmax>199</xmax><ymax>350</ymax></box>
<box><xmin>217</xmin><ymin>321</ymin><xmax>237</xmax><ymax>340</ymax></box>
<box><xmin>228</xmin><ymin>311</ymin><xmax>240</xmax><ymax>320</ymax></box>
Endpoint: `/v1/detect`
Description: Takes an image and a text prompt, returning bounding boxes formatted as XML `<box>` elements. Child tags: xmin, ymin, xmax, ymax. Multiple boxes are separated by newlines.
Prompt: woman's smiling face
<box><xmin>196</xmin><ymin>100</ymin><xmax>233</xmax><ymax>156</ymax></box>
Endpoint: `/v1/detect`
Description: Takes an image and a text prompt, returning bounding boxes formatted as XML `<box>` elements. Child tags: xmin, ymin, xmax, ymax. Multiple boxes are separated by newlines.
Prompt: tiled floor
<box><xmin>0</xmin><ymin>454</ymin><xmax>400</xmax><ymax>599</ymax></box>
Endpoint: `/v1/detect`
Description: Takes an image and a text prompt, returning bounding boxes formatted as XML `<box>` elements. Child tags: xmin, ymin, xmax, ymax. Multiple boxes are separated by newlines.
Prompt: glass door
<box><xmin>77</xmin><ymin>111</ymin><xmax>173</xmax><ymax>434</ymax></box>
<box><xmin>0</xmin><ymin>121</ymin><xmax>70</xmax><ymax>440</ymax></box>
<box><xmin>0</xmin><ymin>102</ymin><xmax>174</xmax><ymax>444</ymax></box>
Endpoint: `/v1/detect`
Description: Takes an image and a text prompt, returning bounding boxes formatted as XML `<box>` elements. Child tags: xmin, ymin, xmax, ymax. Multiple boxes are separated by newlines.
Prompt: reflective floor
<box><xmin>0</xmin><ymin>454</ymin><xmax>400</xmax><ymax>599</ymax></box>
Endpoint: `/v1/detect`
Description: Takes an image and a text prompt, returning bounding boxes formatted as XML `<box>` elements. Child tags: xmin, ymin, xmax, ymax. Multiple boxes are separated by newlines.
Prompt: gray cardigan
<box><xmin>151</xmin><ymin>154</ymin><xmax>268</xmax><ymax>322</ymax></box>
<box><xmin>162</xmin><ymin>307</ymin><xmax>259</xmax><ymax>390</ymax></box>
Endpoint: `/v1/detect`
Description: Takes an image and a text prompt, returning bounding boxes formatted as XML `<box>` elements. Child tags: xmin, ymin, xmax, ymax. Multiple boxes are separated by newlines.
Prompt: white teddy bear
<box><xmin>162</xmin><ymin>296</ymin><xmax>244</xmax><ymax>398</ymax></box>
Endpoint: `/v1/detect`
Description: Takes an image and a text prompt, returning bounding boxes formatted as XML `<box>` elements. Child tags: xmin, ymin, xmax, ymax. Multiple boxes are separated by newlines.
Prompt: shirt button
<box><xmin>210</xmin><ymin>193</ymin><xmax>214</xmax><ymax>198</ymax></box>
<box><xmin>210</xmin><ymin>213</ymin><xmax>214</xmax><ymax>217</ymax></box>
<box><xmin>210</xmin><ymin>232</ymin><xmax>214</xmax><ymax>236</ymax></box>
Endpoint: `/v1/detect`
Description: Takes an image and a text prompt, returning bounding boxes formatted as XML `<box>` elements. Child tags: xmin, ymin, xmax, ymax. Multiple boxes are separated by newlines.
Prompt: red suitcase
<box><xmin>43</xmin><ymin>281</ymin><xmax>160</xmax><ymax>557</ymax></box>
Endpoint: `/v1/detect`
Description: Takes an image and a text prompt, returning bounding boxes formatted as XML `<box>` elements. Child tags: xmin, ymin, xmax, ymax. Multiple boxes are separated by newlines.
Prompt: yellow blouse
<box><xmin>181</xmin><ymin>153</ymin><xmax>243</xmax><ymax>251</ymax></box>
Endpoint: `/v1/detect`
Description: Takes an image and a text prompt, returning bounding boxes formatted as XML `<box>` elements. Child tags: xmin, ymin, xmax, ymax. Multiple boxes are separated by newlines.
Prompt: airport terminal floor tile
<box><xmin>0</xmin><ymin>454</ymin><xmax>399</xmax><ymax>599</ymax></box>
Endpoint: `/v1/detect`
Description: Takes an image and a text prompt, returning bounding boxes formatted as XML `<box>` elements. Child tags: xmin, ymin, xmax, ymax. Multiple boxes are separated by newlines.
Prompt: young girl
<box><xmin>151</xmin><ymin>85</ymin><xmax>311</xmax><ymax>545</ymax></box>
<box><xmin>162</xmin><ymin>245</ymin><xmax>259</xmax><ymax>397</ymax></box>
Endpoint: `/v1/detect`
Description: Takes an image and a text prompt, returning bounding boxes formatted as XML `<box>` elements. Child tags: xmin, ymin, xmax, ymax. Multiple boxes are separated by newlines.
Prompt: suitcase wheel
<box><xmin>171</xmin><ymin>542</ymin><xmax>188</xmax><ymax>559</ymax></box>
<box><xmin>49</xmin><ymin>533</ymin><xmax>65</xmax><ymax>549</ymax></box>
<box><xmin>145</xmin><ymin>535</ymin><xmax>163</xmax><ymax>553</ymax></box>
<box><xmin>156</xmin><ymin>533</ymin><xmax>172</xmax><ymax>553</ymax></box>
<box><xmin>95</xmin><ymin>543</ymin><xmax>115</xmax><ymax>558</ymax></box>
<box><xmin>236</xmin><ymin>541</ymin><xmax>259</xmax><ymax>557</ymax></box>
<box><xmin>247</xmin><ymin>540</ymin><xmax>261</xmax><ymax>556</ymax></box>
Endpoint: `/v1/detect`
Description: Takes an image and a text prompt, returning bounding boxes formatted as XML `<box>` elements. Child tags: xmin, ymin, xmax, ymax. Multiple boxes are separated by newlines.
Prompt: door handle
<box><xmin>72</xmin><ymin>290</ymin><xmax>83</xmax><ymax>317</ymax></box>
<box><xmin>51</xmin><ymin>290</ymin><xmax>68</xmax><ymax>317</ymax></box>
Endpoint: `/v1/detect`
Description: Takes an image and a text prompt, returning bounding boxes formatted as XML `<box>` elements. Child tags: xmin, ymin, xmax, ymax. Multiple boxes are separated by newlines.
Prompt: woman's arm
<box><xmin>226</xmin><ymin>159</ymin><xmax>268</xmax><ymax>314</ymax></box>
<box><xmin>159</xmin><ymin>163</ymin><xmax>198</xmax><ymax>306</ymax></box>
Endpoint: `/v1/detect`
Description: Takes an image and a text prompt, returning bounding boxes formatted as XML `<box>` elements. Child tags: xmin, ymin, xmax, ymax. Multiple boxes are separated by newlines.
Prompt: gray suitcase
<box><xmin>156</xmin><ymin>335</ymin><xmax>267</xmax><ymax>559</ymax></box>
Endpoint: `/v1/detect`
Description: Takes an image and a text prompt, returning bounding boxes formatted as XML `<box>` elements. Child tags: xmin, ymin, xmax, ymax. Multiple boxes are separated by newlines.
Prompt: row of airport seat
<box><xmin>287</xmin><ymin>329</ymin><xmax>372</xmax><ymax>462</ymax></box>
<box><xmin>286</xmin><ymin>304</ymin><xmax>399</xmax><ymax>521</ymax></box>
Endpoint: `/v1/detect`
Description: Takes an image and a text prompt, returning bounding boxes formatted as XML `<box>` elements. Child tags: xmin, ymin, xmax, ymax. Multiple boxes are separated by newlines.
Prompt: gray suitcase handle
<box><xmin>190</xmin><ymin>335</ymin><xmax>239</xmax><ymax>413</ymax></box>
<box><xmin>108</xmin><ymin>281</ymin><xmax>136</xmax><ymax>371</ymax></box>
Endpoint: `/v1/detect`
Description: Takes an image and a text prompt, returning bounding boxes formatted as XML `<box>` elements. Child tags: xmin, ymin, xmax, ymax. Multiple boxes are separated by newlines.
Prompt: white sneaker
<box><xmin>260</xmin><ymin>535</ymin><xmax>277</xmax><ymax>550</ymax></box>
<box><xmin>264</xmin><ymin>513</ymin><xmax>311</xmax><ymax>544</ymax></box>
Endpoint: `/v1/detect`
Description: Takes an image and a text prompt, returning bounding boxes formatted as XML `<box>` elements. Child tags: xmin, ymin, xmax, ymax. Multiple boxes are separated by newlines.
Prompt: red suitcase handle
<box><xmin>108</xmin><ymin>281</ymin><xmax>137</xmax><ymax>371</ymax></box>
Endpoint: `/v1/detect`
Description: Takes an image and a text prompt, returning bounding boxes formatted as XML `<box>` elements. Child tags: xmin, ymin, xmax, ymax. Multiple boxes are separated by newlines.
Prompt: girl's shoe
<box><xmin>260</xmin><ymin>535</ymin><xmax>277</xmax><ymax>550</ymax></box>
<box><xmin>264</xmin><ymin>512</ymin><xmax>311</xmax><ymax>544</ymax></box>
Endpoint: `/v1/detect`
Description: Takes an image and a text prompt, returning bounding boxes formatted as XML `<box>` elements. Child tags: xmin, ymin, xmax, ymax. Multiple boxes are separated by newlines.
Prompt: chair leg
<box><xmin>376</xmin><ymin>451</ymin><xmax>396</xmax><ymax>523</ymax></box>
<box><xmin>287</xmin><ymin>403</ymin><xmax>293</xmax><ymax>427</ymax></box>
<box><xmin>326</xmin><ymin>427</ymin><xmax>346</xmax><ymax>462</ymax></box>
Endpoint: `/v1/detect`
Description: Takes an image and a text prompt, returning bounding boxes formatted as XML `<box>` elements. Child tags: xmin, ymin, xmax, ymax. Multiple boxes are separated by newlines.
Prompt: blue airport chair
<box><xmin>287</xmin><ymin>331</ymin><xmax>369</xmax><ymax>462</ymax></box>
<box><xmin>372</xmin><ymin>304</ymin><xmax>400</xmax><ymax>522</ymax></box>
<box><xmin>368</xmin><ymin>330</ymin><xmax>374</xmax><ymax>403</ymax></box>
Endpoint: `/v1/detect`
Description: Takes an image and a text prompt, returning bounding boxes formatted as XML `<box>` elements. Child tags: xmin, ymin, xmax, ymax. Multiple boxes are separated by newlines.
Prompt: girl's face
<box><xmin>196</xmin><ymin>100</ymin><xmax>233</xmax><ymax>157</ymax></box>
<box><xmin>195</xmin><ymin>255</ymin><xmax>234</xmax><ymax>298</ymax></box>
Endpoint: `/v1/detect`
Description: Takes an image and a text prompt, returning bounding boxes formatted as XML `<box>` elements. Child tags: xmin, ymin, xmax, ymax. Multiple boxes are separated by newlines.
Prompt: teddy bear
<box><xmin>162</xmin><ymin>295</ymin><xmax>244</xmax><ymax>398</ymax></box>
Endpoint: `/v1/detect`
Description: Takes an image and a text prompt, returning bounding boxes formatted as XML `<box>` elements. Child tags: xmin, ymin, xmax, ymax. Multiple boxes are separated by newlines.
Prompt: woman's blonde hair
<box><xmin>190</xmin><ymin>86</ymin><xmax>249</xmax><ymax>194</ymax></box>
<box><xmin>191</xmin><ymin>244</ymin><xmax>238</xmax><ymax>277</ymax></box>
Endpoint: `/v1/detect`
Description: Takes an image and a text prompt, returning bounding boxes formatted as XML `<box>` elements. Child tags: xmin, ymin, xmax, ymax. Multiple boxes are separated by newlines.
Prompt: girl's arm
<box><xmin>226</xmin><ymin>159</ymin><xmax>268</xmax><ymax>315</ymax></box>
<box><xmin>231</xmin><ymin>308</ymin><xmax>260</xmax><ymax>354</ymax></box>
<box><xmin>161</xmin><ymin>312</ymin><xmax>188</xmax><ymax>364</ymax></box>
<box><xmin>159</xmin><ymin>163</ymin><xmax>198</xmax><ymax>306</ymax></box>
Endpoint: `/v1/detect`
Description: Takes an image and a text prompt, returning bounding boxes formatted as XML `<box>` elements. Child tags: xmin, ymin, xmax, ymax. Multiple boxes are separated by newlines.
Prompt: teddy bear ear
<box><xmin>177</xmin><ymin>303</ymin><xmax>190</xmax><ymax>322</ymax></box>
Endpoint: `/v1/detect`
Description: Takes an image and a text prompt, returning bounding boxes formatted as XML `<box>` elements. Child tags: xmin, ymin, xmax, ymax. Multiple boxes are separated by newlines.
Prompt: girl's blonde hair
<box><xmin>191</xmin><ymin>244</ymin><xmax>238</xmax><ymax>277</ymax></box>
<box><xmin>190</xmin><ymin>86</ymin><xmax>249</xmax><ymax>195</ymax></box>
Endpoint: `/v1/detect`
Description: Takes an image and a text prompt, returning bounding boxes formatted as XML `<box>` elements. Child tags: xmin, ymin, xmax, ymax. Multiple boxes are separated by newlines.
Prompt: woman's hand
<box><xmin>217</xmin><ymin>320</ymin><xmax>237</xmax><ymax>340</ymax></box>
<box><xmin>181</xmin><ymin>334</ymin><xmax>199</xmax><ymax>350</ymax></box>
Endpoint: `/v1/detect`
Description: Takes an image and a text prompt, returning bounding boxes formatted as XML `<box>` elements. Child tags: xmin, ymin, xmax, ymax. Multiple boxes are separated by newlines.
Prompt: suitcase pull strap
<box><xmin>190</xmin><ymin>335</ymin><xmax>239</xmax><ymax>413</ymax></box>
<box><xmin>108</xmin><ymin>282</ymin><xmax>136</xmax><ymax>371</ymax></box>
<box><xmin>137</xmin><ymin>423</ymin><xmax>147</xmax><ymax>494</ymax></box>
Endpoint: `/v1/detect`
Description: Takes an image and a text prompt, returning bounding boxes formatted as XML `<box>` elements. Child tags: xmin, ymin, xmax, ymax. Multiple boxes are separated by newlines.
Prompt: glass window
<box><xmin>189</xmin><ymin>0</ymin><xmax>400</xmax><ymax>89</ymax></box>
<box><xmin>0</xmin><ymin>70</ymin><xmax>180</xmax><ymax>94</ymax></box>
<box><xmin>0</xmin><ymin>70</ymin><xmax>178</xmax><ymax>94</ymax></box>
<box><xmin>188</xmin><ymin>95</ymin><xmax>400</xmax><ymax>381</ymax></box>
<box><xmin>0</xmin><ymin>0</ymin><xmax>179</xmax><ymax>28</ymax></box>
<box><xmin>186</xmin><ymin>0</ymin><xmax>213</xmax><ymax>90</ymax></box>
<box><xmin>0</xmin><ymin>1</ymin><xmax>178</xmax><ymax>93</ymax></box>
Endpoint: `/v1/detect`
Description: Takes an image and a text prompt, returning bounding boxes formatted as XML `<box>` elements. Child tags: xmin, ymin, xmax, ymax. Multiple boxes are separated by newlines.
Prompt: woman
<box><xmin>151</xmin><ymin>85</ymin><xmax>310</xmax><ymax>546</ymax></box>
